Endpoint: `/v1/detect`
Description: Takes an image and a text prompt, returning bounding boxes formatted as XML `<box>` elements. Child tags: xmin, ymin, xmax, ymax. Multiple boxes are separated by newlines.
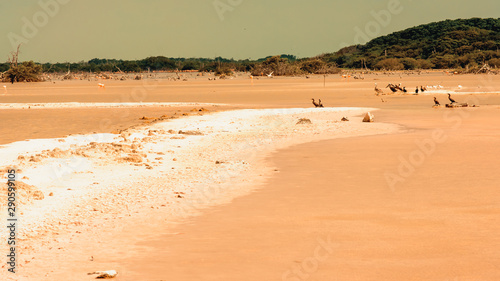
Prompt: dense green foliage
<box><xmin>322</xmin><ymin>18</ymin><xmax>500</xmax><ymax>70</ymax></box>
<box><xmin>35</xmin><ymin>55</ymin><xmax>297</xmax><ymax>74</ymax></box>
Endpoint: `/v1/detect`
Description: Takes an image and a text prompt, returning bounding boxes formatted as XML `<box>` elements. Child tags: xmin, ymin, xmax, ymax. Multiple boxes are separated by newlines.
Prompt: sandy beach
<box><xmin>1</xmin><ymin>73</ymin><xmax>500</xmax><ymax>280</ymax></box>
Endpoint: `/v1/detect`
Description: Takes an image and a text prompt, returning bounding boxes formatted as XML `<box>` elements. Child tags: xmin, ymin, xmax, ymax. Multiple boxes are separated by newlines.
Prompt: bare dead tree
<box><xmin>114</xmin><ymin>64</ymin><xmax>124</xmax><ymax>73</ymax></box>
<box><xmin>8</xmin><ymin>44</ymin><xmax>22</xmax><ymax>68</ymax></box>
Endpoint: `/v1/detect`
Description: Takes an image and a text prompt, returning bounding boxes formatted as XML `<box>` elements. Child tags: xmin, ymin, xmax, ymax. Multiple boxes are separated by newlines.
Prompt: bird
<box><xmin>311</xmin><ymin>98</ymin><xmax>320</xmax><ymax>108</ymax></box>
<box><xmin>448</xmin><ymin>93</ymin><xmax>456</xmax><ymax>103</ymax></box>
<box><xmin>394</xmin><ymin>83</ymin><xmax>404</xmax><ymax>92</ymax></box>
<box><xmin>267</xmin><ymin>72</ymin><xmax>274</xmax><ymax>78</ymax></box>
<box><xmin>374</xmin><ymin>83</ymin><xmax>384</xmax><ymax>95</ymax></box>
<box><xmin>420</xmin><ymin>86</ymin><xmax>426</xmax><ymax>92</ymax></box>
<box><xmin>386</xmin><ymin>84</ymin><xmax>398</xmax><ymax>93</ymax></box>
<box><xmin>434</xmin><ymin>97</ymin><xmax>440</xmax><ymax>106</ymax></box>
<box><xmin>318</xmin><ymin>99</ymin><xmax>324</xmax><ymax>107</ymax></box>
<box><xmin>402</xmin><ymin>87</ymin><xmax>407</xmax><ymax>93</ymax></box>
<box><xmin>2</xmin><ymin>85</ymin><xmax>6</xmax><ymax>94</ymax></box>
<box><xmin>415</xmin><ymin>87</ymin><xmax>419</xmax><ymax>94</ymax></box>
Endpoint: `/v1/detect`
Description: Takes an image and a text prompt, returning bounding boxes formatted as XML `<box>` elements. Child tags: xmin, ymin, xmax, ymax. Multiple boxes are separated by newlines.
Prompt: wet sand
<box><xmin>1</xmin><ymin>73</ymin><xmax>500</xmax><ymax>280</ymax></box>
<box><xmin>113</xmin><ymin>107</ymin><xmax>500</xmax><ymax>281</ymax></box>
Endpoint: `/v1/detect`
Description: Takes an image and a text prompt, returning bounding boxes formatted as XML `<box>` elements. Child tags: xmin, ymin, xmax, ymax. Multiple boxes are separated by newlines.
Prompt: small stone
<box><xmin>362</xmin><ymin>112</ymin><xmax>374</xmax><ymax>122</ymax></box>
<box><xmin>87</xmin><ymin>270</ymin><xmax>118</xmax><ymax>279</ymax></box>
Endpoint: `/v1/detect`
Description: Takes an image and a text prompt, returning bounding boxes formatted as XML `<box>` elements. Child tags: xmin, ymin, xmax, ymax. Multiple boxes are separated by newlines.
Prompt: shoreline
<box><xmin>21</xmin><ymin>104</ymin><xmax>499</xmax><ymax>281</ymax></box>
<box><xmin>1</xmin><ymin>106</ymin><xmax>402</xmax><ymax>280</ymax></box>
<box><xmin>1</xmin><ymin>74</ymin><xmax>499</xmax><ymax>280</ymax></box>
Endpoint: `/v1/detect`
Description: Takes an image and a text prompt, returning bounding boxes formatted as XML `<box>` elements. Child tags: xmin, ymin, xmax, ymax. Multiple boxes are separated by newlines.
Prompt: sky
<box><xmin>0</xmin><ymin>0</ymin><xmax>499</xmax><ymax>63</ymax></box>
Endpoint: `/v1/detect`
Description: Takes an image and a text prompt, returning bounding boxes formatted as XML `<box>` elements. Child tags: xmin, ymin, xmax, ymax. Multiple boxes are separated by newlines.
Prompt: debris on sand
<box><xmin>31</xmin><ymin>190</ymin><xmax>44</xmax><ymax>200</ymax></box>
<box><xmin>363</xmin><ymin>112</ymin><xmax>374</xmax><ymax>122</ymax></box>
<box><xmin>178</xmin><ymin>130</ymin><xmax>203</xmax><ymax>135</ymax></box>
<box><xmin>296</xmin><ymin>118</ymin><xmax>312</xmax><ymax>125</ymax></box>
<box><xmin>1</xmin><ymin>181</ymin><xmax>43</xmax><ymax>204</ymax></box>
<box><xmin>190</xmin><ymin>107</ymin><xmax>209</xmax><ymax>112</ymax></box>
<box><xmin>121</xmin><ymin>154</ymin><xmax>143</xmax><ymax>163</ymax></box>
<box><xmin>87</xmin><ymin>270</ymin><xmax>117</xmax><ymax>279</ymax></box>
<box><xmin>446</xmin><ymin>103</ymin><xmax>469</xmax><ymax>108</ymax></box>
<box><xmin>341</xmin><ymin>117</ymin><xmax>349</xmax><ymax>121</ymax></box>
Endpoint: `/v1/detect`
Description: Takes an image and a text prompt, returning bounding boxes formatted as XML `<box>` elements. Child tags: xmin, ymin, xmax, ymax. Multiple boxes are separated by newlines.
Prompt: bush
<box><xmin>250</xmin><ymin>55</ymin><xmax>302</xmax><ymax>76</ymax></box>
<box><xmin>488</xmin><ymin>58</ymin><xmax>500</xmax><ymax>68</ymax></box>
<box><xmin>400</xmin><ymin>58</ymin><xmax>418</xmax><ymax>70</ymax></box>
<box><xmin>416</xmin><ymin>59</ymin><xmax>434</xmax><ymax>69</ymax></box>
<box><xmin>431</xmin><ymin>55</ymin><xmax>458</xmax><ymax>69</ymax></box>
<box><xmin>300</xmin><ymin>59</ymin><xmax>326</xmax><ymax>74</ymax></box>
<box><xmin>374</xmin><ymin>58</ymin><xmax>404</xmax><ymax>70</ymax></box>
<box><xmin>4</xmin><ymin>61</ymin><xmax>42</xmax><ymax>83</ymax></box>
<box><xmin>215</xmin><ymin>67</ymin><xmax>233</xmax><ymax>76</ymax></box>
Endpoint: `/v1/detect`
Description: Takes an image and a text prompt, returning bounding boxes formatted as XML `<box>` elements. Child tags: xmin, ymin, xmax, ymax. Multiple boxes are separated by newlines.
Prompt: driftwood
<box><xmin>475</xmin><ymin>63</ymin><xmax>491</xmax><ymax>74</ymax></box>
<box><xmin>114</xmin><ymin>65</ymin><xmax>124</xmax><ymax>74</ymax></box>
<box><xmin>445</xmin><ymin>103</ymin><xmax>469</xmax><ymax>108</ymax></box>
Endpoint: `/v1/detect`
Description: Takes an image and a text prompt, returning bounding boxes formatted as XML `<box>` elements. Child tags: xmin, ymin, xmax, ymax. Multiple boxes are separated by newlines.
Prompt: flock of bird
<box><xmin>314</xmin><ymin>94</ymin><xmax>458</xmax><ymax>108</ymax></box>
<box><xmin>373</xmin><ymin>82</ymin><xmax>464</xmax><ymax>106</ymax></box>
<box><xmin>377</xmin><ymin>83</ymin><xmax>432</xmax><ymax>94</ymax></box>
<box><xmin>434</xmin><ymin>94</ymin><xmax>457</xmax><ymax>106</ymax></box>
<box><xmin>376</xmin><ymin>83</ymin><xmax>463</xmax><ymax>96</ymax></box>
<box><xmin>311</xmin><ymin>98</ymin><xmax>324</xmax><ymax>108</ymax></box>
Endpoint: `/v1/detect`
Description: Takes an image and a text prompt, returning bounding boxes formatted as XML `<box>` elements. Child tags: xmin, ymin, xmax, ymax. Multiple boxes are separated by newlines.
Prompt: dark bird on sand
<box><xmin>448</xmin><ymin>93</ymin><xmax>456</xmax><ymax>103</ymax></box>
<box><xmin>312</xmin><ymin>98</ymin><xmax>320</xmax><ymax>108</ymax></box>
<box><xmin>434</xmin><ymin>97</ymin><xmax>440</xmax><ymax>106</ymax></box>
<box><xmin>386</xmin><ymin>84</ymin><xmax>398</xmax><ymax>93</ymax></box>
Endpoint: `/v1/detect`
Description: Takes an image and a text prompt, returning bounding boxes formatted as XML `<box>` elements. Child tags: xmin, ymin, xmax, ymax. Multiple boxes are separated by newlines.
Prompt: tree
<box><xmin>3</xmin><ymin>45</ymin><xmax>42</xmax><ymax>83</ymax></box>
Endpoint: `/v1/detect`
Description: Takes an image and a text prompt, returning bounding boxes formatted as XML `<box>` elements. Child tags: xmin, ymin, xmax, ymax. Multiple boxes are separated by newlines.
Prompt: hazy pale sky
<box><xmin>1</xmin><ymin>0</ymin><xmax>499</xmax><ymax>62</ymax></box>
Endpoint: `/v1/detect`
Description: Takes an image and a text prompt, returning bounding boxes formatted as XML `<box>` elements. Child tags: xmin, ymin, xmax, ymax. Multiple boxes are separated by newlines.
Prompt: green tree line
<box><xmin>3</xmin><ymin>18</ymin><xmax>500</xmax><ymax>83</ymax></box>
